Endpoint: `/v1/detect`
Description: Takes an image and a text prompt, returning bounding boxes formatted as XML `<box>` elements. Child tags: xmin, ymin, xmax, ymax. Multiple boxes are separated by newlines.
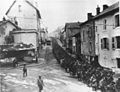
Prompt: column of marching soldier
<box><xmin>52</xmin><ymin>38</ymin><xmax>120</xmax><ymax>92</ymax></box>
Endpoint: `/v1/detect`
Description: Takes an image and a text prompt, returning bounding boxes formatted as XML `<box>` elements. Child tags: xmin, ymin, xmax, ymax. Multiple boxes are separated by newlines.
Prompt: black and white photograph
<box><xmin>0</xmin><ymin>0</ymin><xmax>120</xmax><ymax>92</ymax></box>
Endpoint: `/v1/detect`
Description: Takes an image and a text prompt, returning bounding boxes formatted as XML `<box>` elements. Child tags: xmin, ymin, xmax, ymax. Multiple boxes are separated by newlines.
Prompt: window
<box><xmin>115</xmin><ymin>14</ymin><xmax>119</xmax><ymax>27</ymax></box>
<box><xmin>101</xmin><ymin>38</ymin><xmax>109</xmax><ymax>49</ymax></box>
<box><xmin>88</xmin><ymin>27</ymin><xmax>92</xmax><ymax>38</ymax></box>
<box><xmin>116</xmin><ymin>36</ymin><xmax>120</xmax><ymax>48</ymax></box>
<box><xmin>83</xmin><ymin>30</ymin><xmax>85</xmax><ymax>41</ymax></box>
<box><xmin>103</xmin><ymin>19</ymin><xmax>107</xmax><ymax>30</ymax></box>
<box><xmin>18</xmin><ymin>5</ymin><xmax>21</xmax><ymax>12</ymax></box>
<box><xmin>112</xmin><ymin>37</ymin><xmax>115</xmax><ymax>49</ymax></box>
<box><xmin>89</xmin><ymin>42</ymin><xmax>92</xmax><ymax>52</ymax></box>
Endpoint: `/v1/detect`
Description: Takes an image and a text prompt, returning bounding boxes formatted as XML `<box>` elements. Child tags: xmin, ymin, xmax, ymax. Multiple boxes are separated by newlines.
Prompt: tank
<box><xmin>11</xmin><ymin>29</ymin><xmax>39</xmax><ymax>62</ymax></box>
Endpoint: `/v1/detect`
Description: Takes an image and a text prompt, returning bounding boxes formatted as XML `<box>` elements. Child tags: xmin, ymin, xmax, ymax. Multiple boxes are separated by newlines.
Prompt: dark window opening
<box><xmin>116</xmin><ymin>36</ymin><xmax>120</xmax><ymax>48</ymax></box>
<box><xmin>88</xmin><ymin>27</ymin><xmax>92</xmax><ymax>38</ymax></box>
<box><xmin>89</xmin><ymin>42</ymin><xmax>92</xmax><ymax>52</ymax></box>
<box><xmin>103</xmin><ymin>19</ymin><xmax>107</xmax><ymax>30</ymax></box>
<box><xmin>101</xmin><ymin>38</ymin><xmax>109</xmax><ymax>50</ymax></box>
<box><xmin>112</xmin><ymin>37</ymin><xmax>115</xmax><ymax>49</ymax></box>
<box><xmin>83</xmin><ymin>30</ymin><xmax>85</xmax><ymax>41</ymax></box>
<box><xmin>115</xmin><ymin>14</ymin><xmax>119</xmax><ymax>27</ymax></box>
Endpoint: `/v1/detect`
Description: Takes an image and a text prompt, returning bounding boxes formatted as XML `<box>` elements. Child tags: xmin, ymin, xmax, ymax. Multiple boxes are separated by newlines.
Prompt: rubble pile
<box><xmin>52</xmin><ymin>38</ymin><xmax>120</xmax><ymax>92</ymax></box>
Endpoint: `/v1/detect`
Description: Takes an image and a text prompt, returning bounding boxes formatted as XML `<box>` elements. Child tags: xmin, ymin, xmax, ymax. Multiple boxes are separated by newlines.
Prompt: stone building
<box><xmin>5</xmin><ymin>0</ymin><xmax>41</xmax><ymax>30</ymax></box>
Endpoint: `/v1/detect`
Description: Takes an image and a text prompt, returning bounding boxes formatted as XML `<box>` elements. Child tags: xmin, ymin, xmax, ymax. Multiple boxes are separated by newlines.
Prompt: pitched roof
<box><xmin>5</xmin><ymin>0</ymin><xmax>16</xmax><ymax>15</ymax></box>
<box><xmin>65</xmin><ymin>22</ymin><xmax>81</xmax><ymax>29</ymax></box>
<box><xmin>25</xmin><ymin>0</ymin><xmax>41</xmax><ymax>18</ymax></box>
<box><xmin>65</xmin><ymin>22</ymin><xmax>82</xmax><ymax>37</ymax></box>
<box><xmin>0</xmin><ymin>20</ymin><xmax>19</xmax><ymax>28</ymax></box>
<box><xmin>79</xmin><ymin>2</ymin><xmax>119</xmax><ymax>26</ymax></box>
<box><xmin>94</xmin><ymin>2</ymin><xmax>119</xmax><ymax>19</ymax></box>
<box><xmin>6</xmin><ymin>0</ymin><xmax>41</xmax><ymax>18</ymax></box>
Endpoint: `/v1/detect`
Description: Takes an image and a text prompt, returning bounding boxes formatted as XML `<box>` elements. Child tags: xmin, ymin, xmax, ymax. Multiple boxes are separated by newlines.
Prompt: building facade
<box><xmin>80</xmin><ymin>17</ymin><xmax>95</xmax><ymax>57</ymax></box>
<box><xmin>5</xmin><ymin>0</ymin><xmax>41</xmax><ymax>30</ymax></box>
<box><xmin>0</xmin><ymin>20</ymin><xmax>18</xmax><ymax>45</ymax></box>
<box><xmin>64</xmin><ymin>22</ymin><xmax>81</xmax><ymax>54</ymax></box>
<box><xmin>94</xmin><ymin>2</ymin><xmax>119</xmax><ymax>68</ymax></box>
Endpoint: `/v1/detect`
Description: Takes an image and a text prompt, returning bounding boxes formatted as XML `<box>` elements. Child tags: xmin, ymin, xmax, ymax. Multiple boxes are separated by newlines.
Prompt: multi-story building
<box><xmin>64</xmin><ymin>22</ymin><xmax>81</xmax><ymax>54</ymax></box>
<box><xmin>5</xmin><ymin>0</ymin><xmax>41</xmax><ymax>30</ymax></box>
<box><xmin>4</xmin><ymin>0</ymin><xmax>41</xmax><ymax>50</ymax></box>
<box><xmin>80</xmin><ymin>13</ymin><xmax>96</xmax><ymax>58</ymax></box>
<box><xmin>94</xmin><ymin>2</ymin><xmax>119</xmax><ymax>68</ymax></box>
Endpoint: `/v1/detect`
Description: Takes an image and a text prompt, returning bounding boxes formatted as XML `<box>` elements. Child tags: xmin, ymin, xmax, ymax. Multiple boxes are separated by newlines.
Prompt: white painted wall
<box><xmin>95</xmin><ymin>12</ymin><xmax>119</xmax><ymax>68</ymax></box>
<box><xmin>6</xmin><ymin>0</ymin><xmax>39</xmax><ymax>29</ymax></box>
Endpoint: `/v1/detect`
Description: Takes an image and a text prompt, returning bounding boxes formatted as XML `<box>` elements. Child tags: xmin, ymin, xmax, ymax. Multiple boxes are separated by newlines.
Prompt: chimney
<box><xmin>103</xmin><ymin>4</ymin><xmax>109</xmax><ymax>10</ymax></box>
<box><xmin>87</xmin><ymin>13</ymin><xmax>93</xmax><ymax>20</ymax></box>
<box><xmin>96</xmin><ymin>5</ymin><xmax>100</xmax><ymax>15</ymax></box>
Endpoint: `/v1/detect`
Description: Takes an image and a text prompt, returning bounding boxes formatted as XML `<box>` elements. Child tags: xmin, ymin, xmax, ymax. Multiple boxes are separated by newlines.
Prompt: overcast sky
<box><xmin>0</xmin><ymin>0</ymin><xmax>118</xmax><ymax>33</ymax></box>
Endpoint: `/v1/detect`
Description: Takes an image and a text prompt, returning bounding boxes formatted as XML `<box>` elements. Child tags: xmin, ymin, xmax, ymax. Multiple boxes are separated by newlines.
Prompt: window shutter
<box><xmin>101</xmin><ymin>39</ymin><xmax>103</xmax><ymax>49</ymax></box>
<box><xmin>107</xmin><ymin>38</ymin><xmax>109</xmax><ymax>50</ymax></box>
<box><xmin>112</xmin><ymin>37</ymin><xmax>115</xmax><ymax>49</ymax></box>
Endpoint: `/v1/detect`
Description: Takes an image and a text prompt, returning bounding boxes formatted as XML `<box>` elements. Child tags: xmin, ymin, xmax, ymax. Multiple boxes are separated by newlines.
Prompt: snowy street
<box><xmin>0</xmin><ymin>46</ymin><xmax>98</xmax><ymax>92</ymax></box>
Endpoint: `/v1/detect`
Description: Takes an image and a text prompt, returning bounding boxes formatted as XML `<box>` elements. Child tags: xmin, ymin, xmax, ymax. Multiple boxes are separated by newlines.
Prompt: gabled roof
<box><xmin>65</xmin><ymin>22</ymin><xmax>82</xmax><ymax>37</ymax></box>
<box><xmin>25</xmin><ymin>0</ymin><xmax>41</xmax><ymax>18</ymax></box>
<box><xmin>94</xmin><ymin>2</ymin><xmax>119</xmax><ymax>19</ymax></box>
<box><xmin>5</xmin><ymin>0</ymin><xmax>16</xmax><ymax>15</ymax></box>
<box><xmin>79</xmin><ymin>2</ymin><xmax>119</xmax><ymax>27</ymax></box>
<box><xmin>6</xmin><ymin>0</ymin><xmax>41</xmax><ymax>19</ymax></box>
<box><xmin>65</xmin><ymin>22</ymin><xmax>81</xmax><ymax>29</ymax></box>
<box><xmin>0</xmin><ymin>20</ymin><xmax>19</xmax><ymax>28</ymax></box>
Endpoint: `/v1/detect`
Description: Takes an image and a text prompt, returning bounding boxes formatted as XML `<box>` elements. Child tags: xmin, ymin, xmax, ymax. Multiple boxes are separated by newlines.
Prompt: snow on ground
<box><xmin>4</xmin><ymin>75</ymin><xmax>36</xmax><ymax>87</ymax></box>
<box><xmin>0</xmin><ymin>46</ymin><xmax>101</xmax><ymax>92</ymax></box>
<box><xmin>44</xmin><ymin>79</ymin><xmax>61</xmax><ymax>85</ymax></box>
<box><xmin>54</xmin><ymin>78</ymin><xmax>94</xmax><ymax>92</ymax></box>
<box><xmin>0</xmin><ymin>68</ymin><xmax>100</xmax><ymax>92</ymax></box>
<box><xmin>1</xmin><ymin>66</ymin><xmax>99</xmax><ymax>92</ymax></box>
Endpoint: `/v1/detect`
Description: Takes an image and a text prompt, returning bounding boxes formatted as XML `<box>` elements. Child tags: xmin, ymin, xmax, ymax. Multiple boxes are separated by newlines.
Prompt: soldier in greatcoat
<box><xmin>37</xmin><ymin>76</ymin><xmax>44</xmax><ymax>92</ymax></box>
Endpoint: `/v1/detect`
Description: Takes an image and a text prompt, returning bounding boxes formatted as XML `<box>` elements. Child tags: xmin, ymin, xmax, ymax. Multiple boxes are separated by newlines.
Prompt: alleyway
<box><xmin>0</xmin><ymin>45</ymin><xmax>97</xmax><ymax>92</ymax></box>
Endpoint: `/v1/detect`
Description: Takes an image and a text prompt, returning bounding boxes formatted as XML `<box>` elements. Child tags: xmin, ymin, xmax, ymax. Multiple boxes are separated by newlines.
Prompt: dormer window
<box><xmin>115</xmin><ymin>14</ymin><xmax>119</xmax><ymax>27</ymax></box>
